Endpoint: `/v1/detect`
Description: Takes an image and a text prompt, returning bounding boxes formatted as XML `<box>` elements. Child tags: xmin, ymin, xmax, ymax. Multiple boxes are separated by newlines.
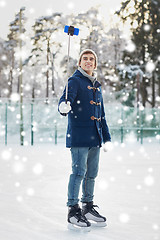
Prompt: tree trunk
<box><xmin>46</xmin><ymin>40</ymin><xmax>50</xmax><ymax>101</ymax></box>
<box><xmin>158</xmin><ymin>75</ymin><xmax>160</xmax><ymax>97</ymax></box>
<box><xmin>140</xmin><ymin>78</ymin><xmax>147</xmax><ymax>107</ymax></box>
<box><xmin>32</xmin><ymin>69</ymin><xmax>36</xmax><ymax>102</ymax></box>
<box><xmin>9</xmin><ymin>49</ymin><xmax>14</xmax><ymax>98</ymax></box>
<box><xmin>51</xmin><ymin>53</ymin><xmax>55</xmax><ymax>96</ymax></box>
<box><xmin>17</xmin><ymin>76</ymin><xmax>20</xmax><ymax>93</ymax></box>
<box><xmin>32</xmin><ymin>84</ymin><xmax>35</xmax><ymax>100</ymax></box>
<box><xmin>136</xmin><ymin>72</ymin><xmax>140</xmax><ymax>108</ymax></box>
<box><xmin>19</xmin><ymin>8</ymin><xmax>24</xmax><ymax>146</ymax></box>
<box><xmin>141</xmin><ymin>43</ymin><xmax>148</xmax><ymax>107</ymax></box>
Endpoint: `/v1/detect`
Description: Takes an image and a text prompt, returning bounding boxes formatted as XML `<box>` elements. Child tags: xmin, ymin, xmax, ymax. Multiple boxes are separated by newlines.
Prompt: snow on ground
<box><xmin>0</xmin><ymin>142</ymin><xmax>160</xmax><ymax>240</ymax></box>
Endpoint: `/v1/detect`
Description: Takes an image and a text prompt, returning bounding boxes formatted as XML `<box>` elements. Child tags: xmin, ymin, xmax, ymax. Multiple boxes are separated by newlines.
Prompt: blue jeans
<box><xmin>67</xmin><ymin>147</ymin><xmax>100</xmax><ymax>206</ymax></box>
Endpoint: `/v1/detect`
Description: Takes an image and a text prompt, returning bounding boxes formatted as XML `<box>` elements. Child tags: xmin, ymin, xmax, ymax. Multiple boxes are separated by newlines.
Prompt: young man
<box><xmin>58</xmin><ymin>49</ymin><xmax>111</xmax><ymax>229</ymax></box>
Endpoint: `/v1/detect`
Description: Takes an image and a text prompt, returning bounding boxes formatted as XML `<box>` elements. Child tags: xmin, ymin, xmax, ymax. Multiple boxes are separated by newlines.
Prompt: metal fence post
<box><xmin>137</xmin><ymin>107</ymin><xmax>140</xmax><ymax>142</ymax></box>
<box><xmin>140</xmin><ymin>126</ymin><xmax>143</xmax><ymax>144</ymax></box>
<box><xmin>121</xmin><ymin>126</ymin><xmax>123</xmax><ymax>143</ymax></box>
<box><xmin>55</xmin><ymin>122</ymin><xmax>57</xmax><ymax>145</ymax></box>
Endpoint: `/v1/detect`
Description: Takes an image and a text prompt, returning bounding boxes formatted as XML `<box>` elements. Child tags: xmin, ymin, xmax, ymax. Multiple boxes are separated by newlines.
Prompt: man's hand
<box><xmin>103</xmin><ymin>142</ymin><xmax>113</xmax><ymax>152</ymax></box>
<box><xmin>59</xmin><ymin>101</ymin><xmax>71</xmax><ymax>114</ymax></box>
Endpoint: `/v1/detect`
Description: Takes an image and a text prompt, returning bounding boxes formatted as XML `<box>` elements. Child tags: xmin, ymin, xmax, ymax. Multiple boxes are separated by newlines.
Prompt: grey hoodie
<box><xmin>78</xmin><ymin>67</ymin><xmax>97</xmax><ymax>86</ymax></box>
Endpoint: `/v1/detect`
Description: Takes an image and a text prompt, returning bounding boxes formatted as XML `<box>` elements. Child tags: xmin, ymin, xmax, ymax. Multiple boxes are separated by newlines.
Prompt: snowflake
<box><xmin>110</xmin><ymin>176</ymin><xmax>115</xmax><ymax>182</ymax></box>
<box><xmin>24</xmin><ymin>84</ymin><xmax>31</xmax><ymax>91</ymax></box>
<box><xmin>125</xmin><ymin>41</ymin><xmax>136</xmax><ymax>52</ymax></box>
<box><xmin>122</xmin><ymin>95</ymin><xmax>128</xmax><ymax>101</ymax></box>
<box><xmin>26</xmin><ymin>188</ymin><xmax>35</xmax><ymax>196</ymax></box>
<box><xmin>156</xmin><ymin>135</ymin><xmax>160</xmax><ymax>140</ymax></box>
<box><xmin>1</xmin><ymin>150</ymin><xmax>11</xmax><ymax>161</ymax></box>
<box><xmin>121</xmin><ymin>143</ymin><xmax>126</xmax><ymax>148</ymax></box>
<box><xmin>144</xmin><ymin>175</ymin><xmax>154</xmax><ymax>186</ymax></box>
<box><xmin>0</xmin><ymin>0</ymin><xmax>6</xmax><ymax>7</ymax></box>
<box><xmin>119</xmin><ymin>213</ymin><xmax>130</xmax><ymax>223</ymax></box>
<box><xmin>24</xmin><ymin>141</ymin><xmax>29</xmax><ymax>146</ymax></box>
<box><xmin>14</xmin><ymin>155</ymin><xmax>19</xmax><ymax>160</ymax></box>
<box><xmin>1</xmin><ymin>55</ymin><xmax>7</xmax><ymax>61</ymax></box>
<box><xmin>9</xmin><ymin>106</ymin><xmax>15</xmax><ymax>112</ymax></box>
<box><xmin>32</xmin><ymin>163</ymin><xmax>43</xmax><ymax>175</ymax></box>
<box><xmin>139</xmin><ymin>105</ymin><xmax>144</xmax><ymax>111</ymax></box>
<box><xmin>136</xmin><ymin>185</ymin><xmax>142</xmax><ymax>190</ymax></box>
<box><xmin>129</xmin><ymin>151</ymin><xmax>135</xmax><ymax>157</ymax></box>
<box><xmin>152</xmin><ymin>224</ymin><xmax>159</xmax><ymax>231</ymax></box>
<box><xmin>143</xmin><ymin>24</ymin><xmax>151</xmax><ymax>31</ymax></box>
<box><xmin>19</xmin><ymin>34</ymin><xmax>26</xmax><ymax>41</ymax></box>
<box><xmin>32</xmin><ymin>127</ymin><xmax>37</xmax><ymax>132</ymax></box>
<box><xmin>156</xmin><ymin>96</ymin><xmax>160</xmax><ymax>102</ymax></box>
<box><xmin>10</xmin><ymin>93</ymin><xmax>20</xmax><ymax>102</ymax></box>
<box><xmin>145</xmin><ymin>61</ymin><xmax>155</xmax><ymax>73</ymax></box>
<box><xmin>16</xmin><ymin>114</ymin><xmax>21</xmax><ymax>119</ymax></box>
<box><xmin>46</xmin><ymin>8</ymin><xmax>53</xmax><ymax>15</ymax></box>
<box><xmin>15</xmin><ymin>182</ymin><xmax>20</xmax><ymax>187</ymax></box>
<box><xmin>67</xmin><ymin>2</ymin><xmax>75</xmax><ymax>9</ymax></box>
<box><xmin>126</xmin><ymin>169</ymin><xmax>132</xmax><ymax>175</ymax></box>
<box><xmin>139</xmin><ymin>146</ymin><xmax>145</xmax><ymax>153</ymax></box>
<box><xmin>143</xmin><ymin>206</ymin><xmax>148</xmax><ymax>211</ymax></box>
<box><xmin>21</xmin><ymin>131</ymin><xmax>26</xmax><ymax>137</ymax></box>
<box><xmin>48</xmin><ymin>151</ymin><xmax>53</xmax><ymax>155</ymax></box>
<box><xmin>29</xmin><ymin>8</ymin><xmax>35</xmax><ymax>14</ymax></box>
<box><xmin>97</xmin><ymin>179</ymin><xmax>108</xmax><ymax>190</ymax></box>
<box><xmin>16</xmin><ymin>196</ymin><xmax>23</xmax><ymax>202</ymax></box>
<box><xmin>117</xmin><ymin>119</ymin><xmax>123</xmax><ymax>124</ymax></box>
<box><xmin>116</xmin><ymin>156</ymin><xmax>122</xmax><ymax>162</ymax></box>
<box><xmin>148</xmin><ymin>167</ymin><xmax>153</xmax><ymax>173</ymax></box>
<box><xmin>146</xmin><ymin>115</ymin><xmax>153</xmax><ymax>121</ymax></box>
<box><xmin>13</xmin><ymin>162</ymin><xmax>25</xmax><ymax>174</ymax></box>
<box><xmin>114</xmin><ymin>141</ymin><xmax>119</xmax><ymax>147</ymax></box>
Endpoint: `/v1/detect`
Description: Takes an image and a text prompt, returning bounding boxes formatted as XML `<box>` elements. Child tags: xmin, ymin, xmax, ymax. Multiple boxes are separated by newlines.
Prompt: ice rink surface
<box><xmin>0</xmin><ymin>142</ymin><xmax>160</xmax><ymax>240</ymax></box>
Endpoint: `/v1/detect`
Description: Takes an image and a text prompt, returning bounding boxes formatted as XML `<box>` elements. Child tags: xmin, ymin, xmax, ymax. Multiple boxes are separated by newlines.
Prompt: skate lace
<box><xmin>76</xmin><ymin>208</ymin><xmax>88</xmax><ymax>223</ymax></box>
<box><xmin>91</xmin><ymin>205</ymin><xmax>100</xmax><ymax>215</ymax></box>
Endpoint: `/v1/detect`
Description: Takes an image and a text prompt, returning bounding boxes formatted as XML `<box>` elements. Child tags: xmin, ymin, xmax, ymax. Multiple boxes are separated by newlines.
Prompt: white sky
<box><xmin>0</xmin><ymin>0</ymin><xmax>123</xmax><ymax>39</ymax></box>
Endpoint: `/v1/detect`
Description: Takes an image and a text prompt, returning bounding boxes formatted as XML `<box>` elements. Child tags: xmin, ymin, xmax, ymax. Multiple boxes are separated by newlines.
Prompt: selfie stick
<box><xmin>64</xmin><ymin>25</ymin><xmax>79</xmax><ymax>103</ymax></box>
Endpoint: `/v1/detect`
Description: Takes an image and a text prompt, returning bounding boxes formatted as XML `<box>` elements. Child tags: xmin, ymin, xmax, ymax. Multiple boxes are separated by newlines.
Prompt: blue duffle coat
<box><xmin>58</xmin><ymin>70</ymin><xmax>111</xmax><ymax>148</ymax></box>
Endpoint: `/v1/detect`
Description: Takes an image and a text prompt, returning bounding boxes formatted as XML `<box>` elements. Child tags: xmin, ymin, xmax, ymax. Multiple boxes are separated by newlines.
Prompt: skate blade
<box><xmin>68</xmin><ymin>223</ymin><xmax>91</xmax><ymax>232</ymax></box>
<box><xmin>91</xmin><ymin>221</ymin><xmax>107</xmax><ymax>227</ymax></box>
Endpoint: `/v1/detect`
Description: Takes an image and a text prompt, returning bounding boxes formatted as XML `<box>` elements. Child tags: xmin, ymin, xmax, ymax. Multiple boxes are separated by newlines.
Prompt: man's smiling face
<box><xmin>79</xmin><ymin>53</ymin><xmax>96</xmax><ymax>75</ymax></box>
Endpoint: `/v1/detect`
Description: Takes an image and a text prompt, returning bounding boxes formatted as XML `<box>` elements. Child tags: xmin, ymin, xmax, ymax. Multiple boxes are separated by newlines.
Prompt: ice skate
<box><xmin>82</xmin><ymin>202</ymin><xmax>107</xmax><ymax>227</ymax></box>
<box><xmin>67</xmin><ymin>204</ymin><xmax>91</xmax><ymax>231</ymax></box>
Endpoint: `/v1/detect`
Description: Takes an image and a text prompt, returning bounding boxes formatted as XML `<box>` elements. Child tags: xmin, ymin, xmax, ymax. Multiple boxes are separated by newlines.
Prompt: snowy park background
<box><xmin>0</xmin><ymin>0</ymin><xmax>160</xmax><ymax>239</ymax></box>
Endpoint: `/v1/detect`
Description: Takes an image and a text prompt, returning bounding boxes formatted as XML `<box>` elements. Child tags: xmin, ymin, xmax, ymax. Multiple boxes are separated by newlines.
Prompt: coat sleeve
<box><xmin>101</xmin><ymin>97</ymin><xmax>111</xmax><ymax>143</ymax></box>
<box><xmin>58</xmin><ymin>77</ymin><xmax>79</xmax><ymax>116</ymax></box>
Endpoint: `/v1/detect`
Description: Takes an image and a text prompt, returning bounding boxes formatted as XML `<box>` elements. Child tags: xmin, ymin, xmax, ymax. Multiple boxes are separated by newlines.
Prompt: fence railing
<box><xmin>0</xmin><ymin>100</ymin><xmax>160</xmax><ymax>145</ymax></box>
